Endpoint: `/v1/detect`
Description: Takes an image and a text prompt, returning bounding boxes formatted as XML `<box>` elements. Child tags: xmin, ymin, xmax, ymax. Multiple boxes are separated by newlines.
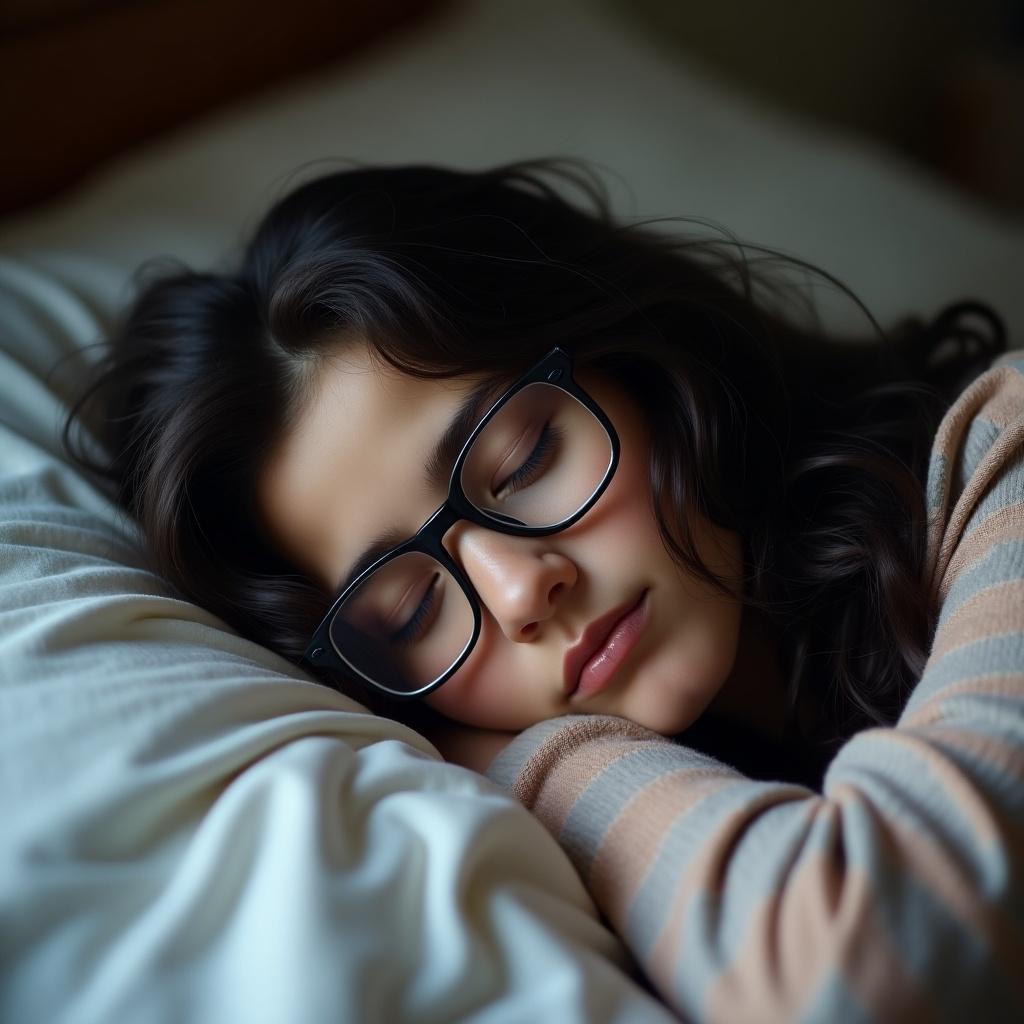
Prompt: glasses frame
<box><xmin>301</xmin><ymin>346</ymin><xmax>621</xmax><ymax>700</ymax></box>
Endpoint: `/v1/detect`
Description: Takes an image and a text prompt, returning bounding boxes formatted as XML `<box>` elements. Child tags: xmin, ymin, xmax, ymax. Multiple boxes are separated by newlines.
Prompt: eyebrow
<box><xmin>333</xmin><ymin>374</ymin><xmax>507</xmax><ymax>595</ymax></box>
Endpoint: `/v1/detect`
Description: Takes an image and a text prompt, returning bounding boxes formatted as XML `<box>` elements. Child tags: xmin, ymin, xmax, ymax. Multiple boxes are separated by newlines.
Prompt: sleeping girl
<box><xmin>65</xmin><ymin>160</ymin><xmax>1024</xmax><ymax>1021</ymax></box>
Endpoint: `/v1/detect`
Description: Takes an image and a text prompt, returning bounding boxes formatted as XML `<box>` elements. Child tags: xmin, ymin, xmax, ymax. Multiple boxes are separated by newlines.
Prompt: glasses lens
<box><xmin>459</xmin><ymin>381</ymin><xmax>614</xmax><ymax>528</ymax></box>
<box><xmin>328</xmin><ymin>551</ymin><xmax>474</xmax><ymax>695</ymax></box>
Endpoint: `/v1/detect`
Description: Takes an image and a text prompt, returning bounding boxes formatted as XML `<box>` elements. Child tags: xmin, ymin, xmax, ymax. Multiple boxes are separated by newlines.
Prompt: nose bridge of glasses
<box><xmin>422</xmin><ymin>485</ymin><xmax>531</xmax><ymax>554</ymax></box>
<box><xmin>422</xmin><ymin>501</ymin><xmax>461</xmax><ymax>540</ymax></box>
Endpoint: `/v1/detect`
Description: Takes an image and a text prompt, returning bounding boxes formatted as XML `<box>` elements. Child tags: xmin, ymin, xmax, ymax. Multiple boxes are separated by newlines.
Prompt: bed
<box><xmin>2</xmin><ymin>1</ymin><xmax>1022</xmax><ymax>1021</ymax></box>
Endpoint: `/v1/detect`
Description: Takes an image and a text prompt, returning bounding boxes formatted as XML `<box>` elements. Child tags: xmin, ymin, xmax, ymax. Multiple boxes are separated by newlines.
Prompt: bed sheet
<box><xmin>1</xmin><ymin>1</ymin><xmax>1021</xmax><ymax>1022</ymax></box>
<box><xmin>0</xmin><ymin>268</ymin><xmax>668</xmax><ymax>1024</ymax></box>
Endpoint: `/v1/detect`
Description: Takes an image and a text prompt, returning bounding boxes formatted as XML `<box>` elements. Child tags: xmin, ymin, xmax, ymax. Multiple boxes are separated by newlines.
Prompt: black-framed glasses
<box><xmin>302</xmin><ymin>347</ymin><xmax>620</xmax><ymax>699</ymax></box>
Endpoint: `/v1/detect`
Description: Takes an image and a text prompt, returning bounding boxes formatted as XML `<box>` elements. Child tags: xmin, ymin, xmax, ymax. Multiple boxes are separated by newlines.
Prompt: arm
<box><xmin>487</xmin><ymin>356</ymin><xmax>1024</xmax><ymax>1022</ymax></box>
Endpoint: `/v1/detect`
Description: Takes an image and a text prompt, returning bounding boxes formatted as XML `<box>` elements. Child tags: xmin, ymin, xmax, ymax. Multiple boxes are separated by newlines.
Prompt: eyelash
<box><xmin>391</xmin><ymin>572</ymin><xmax>441</xmax><ymax>647</ymax></box>
<box><xmin>497</xmin><ymin>423</ymin><xmax>563</xmax><ymax>497</ymax></box>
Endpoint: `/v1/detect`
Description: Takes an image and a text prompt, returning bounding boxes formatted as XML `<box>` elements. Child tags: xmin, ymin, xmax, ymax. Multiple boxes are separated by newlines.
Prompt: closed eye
<box><xmin>495</xmin><ymin>423</ymin><xmax>563</xmax><ymax>497</ymax></box>
<box><xmin>390</xmin><ymin>572</ymin><xmax>442</xmax><ymax>647</ymax></box>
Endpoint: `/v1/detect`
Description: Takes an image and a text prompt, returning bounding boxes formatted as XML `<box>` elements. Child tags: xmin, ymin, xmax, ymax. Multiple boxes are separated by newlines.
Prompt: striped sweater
<box><xmin>487</xmin><ymin>352</ymin><xmax>1024</xmax><ymax>1023</ymax></box>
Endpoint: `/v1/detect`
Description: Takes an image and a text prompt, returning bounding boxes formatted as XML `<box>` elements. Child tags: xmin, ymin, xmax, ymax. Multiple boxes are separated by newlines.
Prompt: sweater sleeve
<box><xmin>486</xmin><ymin>354</ymin><xmax>1024</xmax><ymax>1023</ymax></box>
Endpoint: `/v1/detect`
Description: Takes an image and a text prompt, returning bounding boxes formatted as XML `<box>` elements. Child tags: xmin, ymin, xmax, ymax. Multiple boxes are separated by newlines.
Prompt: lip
<box><xmin>563</xmin><ymin>589</ymin><xmax>649</xmax><ymax>702</ymax></box>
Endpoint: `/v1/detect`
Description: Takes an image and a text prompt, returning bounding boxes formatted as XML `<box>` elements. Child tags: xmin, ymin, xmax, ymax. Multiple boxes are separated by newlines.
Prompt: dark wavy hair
<box><xmin>63</xmin><ymin>158</ymin><xmax>1006</xmax><ymax>759</ymax></box>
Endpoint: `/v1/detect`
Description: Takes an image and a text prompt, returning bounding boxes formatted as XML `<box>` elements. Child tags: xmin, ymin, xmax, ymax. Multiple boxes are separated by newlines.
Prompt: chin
<box><xmin>620</xmin><ymin>667</ymin><xmax>729</xmax><ymax>737</ymax></box>
<box><xmin>628</xmin><ymin>708</ymin><xmax>698</xmax><ymax>737</ymax></box>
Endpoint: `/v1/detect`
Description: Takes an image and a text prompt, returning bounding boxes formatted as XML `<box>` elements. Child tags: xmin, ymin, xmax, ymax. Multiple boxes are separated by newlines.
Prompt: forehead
<box><xmin>257</xmin><ymin>345</ymin><xmax>483</xmax><ymax>590</ymax></box>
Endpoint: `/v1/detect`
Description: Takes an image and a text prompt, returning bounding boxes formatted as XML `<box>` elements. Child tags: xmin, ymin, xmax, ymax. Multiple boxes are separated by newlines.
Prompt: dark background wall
<box><xmin>601</xmin><ymin>0</ymin><xmax>1024</xmax><ymax>218</ymax></box>
<box><xmin>2</xmin><ymin>0</ymin><xmax>1022</xmax><ymax>219</ymax></box>
<box><xmin>0</xmin><ymin>0</ymin><xmax>446</xmax><ymax>217</ymax></box>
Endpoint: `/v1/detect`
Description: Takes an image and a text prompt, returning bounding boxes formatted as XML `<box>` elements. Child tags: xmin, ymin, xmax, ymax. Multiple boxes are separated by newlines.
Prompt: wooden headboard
<box><xmin>0</xmin><ymin>0</ymin><xmax>449</xmax><ymax>217</ymax></box>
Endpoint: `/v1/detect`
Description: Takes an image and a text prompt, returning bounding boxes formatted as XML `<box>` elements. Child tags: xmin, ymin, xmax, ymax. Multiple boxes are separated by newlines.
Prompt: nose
<box><xmin>449</xmin><ymin>524</ymin><xmax>577</xmax><ymax>642</ymax></box>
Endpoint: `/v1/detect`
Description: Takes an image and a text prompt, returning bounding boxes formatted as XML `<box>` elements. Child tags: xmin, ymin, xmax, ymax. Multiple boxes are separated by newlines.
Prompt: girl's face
<box><xmin>258</xmin><ymin>343</ymin><xmax>744</xmax><ymax>735</ymax></box>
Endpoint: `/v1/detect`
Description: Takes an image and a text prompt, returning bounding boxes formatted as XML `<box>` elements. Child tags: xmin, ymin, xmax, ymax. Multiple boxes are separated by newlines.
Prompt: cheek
<box><xmin>579</xmin><ymin>423</ymin><xmax>663</xmax><ymax>555</ymax></box>
<box><xmin>421</xmin><ymin>625</ymin><xmax>527</xmax><ymax>730</ymax></box>
<box><xmin>628</xmin><ymin>524</ymin><xmax>744</xmax><ymax>733</ymax></box>
<box><xmin>649</xmin><ymin>579</ymin><xmax>742</xmax><ymax>715</ymax></box>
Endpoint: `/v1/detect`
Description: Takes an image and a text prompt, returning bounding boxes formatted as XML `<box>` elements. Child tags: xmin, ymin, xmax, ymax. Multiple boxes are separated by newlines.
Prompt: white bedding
<box><xmin>2</xmin><ymin>2</ymin><xmax>1021</xmax><ymax>1021</ymax></box>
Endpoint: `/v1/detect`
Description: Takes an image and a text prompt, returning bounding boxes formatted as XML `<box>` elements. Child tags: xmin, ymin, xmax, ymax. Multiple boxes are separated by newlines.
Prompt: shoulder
<box><xmin>928</xmin><ymin>349</ymin><xmax>1024</xmax><ymax>499</ymax></box>
<box><xmin>925</xmin><ymin>348</ymin><xmax>1024</xmax><ymax>607</ymax></box>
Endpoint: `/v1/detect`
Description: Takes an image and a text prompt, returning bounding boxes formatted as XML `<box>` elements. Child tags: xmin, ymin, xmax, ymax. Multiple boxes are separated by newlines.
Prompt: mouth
<box><xmin>564</xmin><ymin>589</ymin><xmax>650</xmax><ymax>702</ymax></box>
